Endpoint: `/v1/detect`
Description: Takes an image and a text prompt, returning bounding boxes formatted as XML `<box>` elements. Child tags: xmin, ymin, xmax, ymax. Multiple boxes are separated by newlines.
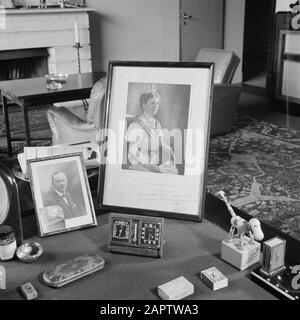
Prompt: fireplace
<box><xmin>0</xmin><ymin>48</ymin><xmax>49</xmax><ymax>81</ymax></box>
<box><xmin>0</xmin><ymin>8</ymin><xmax>93</xmax><ymax>76</ymax></box>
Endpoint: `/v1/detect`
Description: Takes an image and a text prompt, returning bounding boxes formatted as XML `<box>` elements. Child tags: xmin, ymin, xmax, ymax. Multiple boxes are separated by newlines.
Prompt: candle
<box><xmin>74</xmin><ymin>22</ymin><xmax>80</xmax><ymax>44</ymax></box>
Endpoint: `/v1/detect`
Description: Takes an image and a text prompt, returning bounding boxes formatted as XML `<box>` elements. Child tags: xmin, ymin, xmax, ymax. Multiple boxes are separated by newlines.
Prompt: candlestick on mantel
<box><xmin>73</xmin><ymin>22</ymin><xmax>83</xmax><ymax>73</ymax></box>
<box><xmin>74</xmin><ymin>22</ymin><xmax>80</xmax><ymax>44</ymax></box>
<box><xmin>74</xmin><ymin>42</ymin><xmax>83</xmax><ymax>73</ymax></box>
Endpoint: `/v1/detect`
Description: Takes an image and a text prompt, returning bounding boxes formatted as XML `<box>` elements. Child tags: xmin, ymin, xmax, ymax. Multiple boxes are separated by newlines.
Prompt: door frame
<box><xmin>242</xmin><ymin>0</ymin><xmax>277</xmax><ymax>91</ymax></box>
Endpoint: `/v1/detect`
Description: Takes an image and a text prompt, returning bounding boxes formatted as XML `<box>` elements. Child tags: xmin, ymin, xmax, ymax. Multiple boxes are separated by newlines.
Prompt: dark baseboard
<box><xmin>242</xmin><ymin>83</ymin><xmax>268</xmax><ymax>96</ymax></box>
<box><xmin>271</xmin><ymin>99</ymin><xmax>300</xmax><ymax>117</ymax></box>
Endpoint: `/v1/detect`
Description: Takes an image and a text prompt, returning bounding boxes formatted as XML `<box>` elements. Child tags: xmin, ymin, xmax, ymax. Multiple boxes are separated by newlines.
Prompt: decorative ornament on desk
<box><xmin>260</xmin><ymin>237</ymin><xmax>286</xmax><ymax>277</ymax></box>
<box><xmin>43</xmin><ymin>253</ymin><xmax>105</xmax><ymax>288</ymax></box>
<box><xmin>16</xmin><ymin>241</ymin><xmax>43</xmax><ymax>263</ymax></box>
<box><xmin>217</xmin><ymin>191</ymin><xmax>264</xmax><ymax>270</ymax></box>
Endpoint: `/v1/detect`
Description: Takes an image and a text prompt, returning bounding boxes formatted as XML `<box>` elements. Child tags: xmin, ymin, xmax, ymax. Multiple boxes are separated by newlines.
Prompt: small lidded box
<box><xmin>260</xmin><ymin>237</ymin><xmax>286</xmax><ymax>277</ymax></box>
<box><xmin>201</xmin><ymin>267</ymin><xmax>228</xmax><ymax>291</ymax></box>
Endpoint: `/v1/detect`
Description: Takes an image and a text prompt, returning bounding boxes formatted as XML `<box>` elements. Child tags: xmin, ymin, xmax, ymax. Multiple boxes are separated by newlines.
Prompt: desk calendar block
<box><xmin>221</xmin><ymin>237</ymin><xmax>261</xmax><ymax>270</ymax></box>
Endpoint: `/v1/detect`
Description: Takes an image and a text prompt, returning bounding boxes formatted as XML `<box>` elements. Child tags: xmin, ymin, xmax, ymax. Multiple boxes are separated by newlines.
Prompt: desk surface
<box><xmin>0</xmin><ymin>72</ymin><xmax>105</xmax><ymax>106</ymax></box>
<box><xmin>0</xmin><ymin>214</ymin><xmax>277</xmax><ymax>300</ymax></box>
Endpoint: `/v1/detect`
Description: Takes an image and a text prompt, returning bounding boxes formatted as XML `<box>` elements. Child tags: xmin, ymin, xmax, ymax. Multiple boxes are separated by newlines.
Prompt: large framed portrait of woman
<box><xmin>97</xmin><ymin>61</ymin><xmax>214</xmax><ymax>221</ymax></box>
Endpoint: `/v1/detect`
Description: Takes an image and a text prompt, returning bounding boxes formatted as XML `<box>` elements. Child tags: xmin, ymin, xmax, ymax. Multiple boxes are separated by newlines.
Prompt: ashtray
<box><xmin>45</xmin><ymin>73</ymin><xmax>68</xmax><ymax>83</ymax></box>
<box><xmin>16</xmin><ymin>242</ymin><xmax>43</xmax><ymax>263</ymax></box>
<box><xmin>46</xmin><ymin>82</ymin><xmax>62</xmax><ymax>91</ymax></box>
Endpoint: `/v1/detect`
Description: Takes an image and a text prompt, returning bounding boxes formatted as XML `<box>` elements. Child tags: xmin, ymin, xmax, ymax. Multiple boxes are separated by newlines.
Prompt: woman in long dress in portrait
<box><xmin>125</xmin><ymin>85</ymin><xmax>178</xmax><ymax>174</ymax></box>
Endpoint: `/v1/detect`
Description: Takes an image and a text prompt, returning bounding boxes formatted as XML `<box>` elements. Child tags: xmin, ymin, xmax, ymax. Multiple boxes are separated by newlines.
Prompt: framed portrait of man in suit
<box><xmin>28</xmin><ymin>153</ymin><xmax>97</xmax><ymax>237</ymax></box>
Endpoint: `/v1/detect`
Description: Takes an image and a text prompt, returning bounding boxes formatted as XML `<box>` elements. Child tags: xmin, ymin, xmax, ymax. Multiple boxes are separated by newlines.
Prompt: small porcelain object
<box><xmin>16</xmin><ymin>241</ymin><xmax>43</xmax><ymax>263</ymax></box>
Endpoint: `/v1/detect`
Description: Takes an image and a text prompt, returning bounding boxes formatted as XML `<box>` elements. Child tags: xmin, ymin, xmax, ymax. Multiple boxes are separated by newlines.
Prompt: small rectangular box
<box><xmin>158</xmin><ymin>276</ymin><xmax>194</xmax><ymax>300</ymax></box>
<box><xmin>20</xmin><ymin>283</ymin><xmax>38</xmax><ymax>300</ymax></box>
<box><xmin>221</xmin><ymin>237</ymin><xmax>261</xmax><ymax>270</ymax></box>
<box><xmin>260</xmin><ymin>237</ymin><xmax>286</xmax><ymax>276</ymax></box>
<box><xmin>201</xmin><ymin>267</ymin><xmax>228</xmax><ymax>291</ymax></box>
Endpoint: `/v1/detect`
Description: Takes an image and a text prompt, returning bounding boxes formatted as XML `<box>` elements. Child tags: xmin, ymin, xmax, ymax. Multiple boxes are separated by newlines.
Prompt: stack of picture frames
<box><xmin>97</xmin><ymin>61</ymin><xmax>214</xmax><ymax>222</ymax></box>
<box><xmin>26</xmin><ymin>61</ymin><xmax>214</xmax><ymax>239</ymax></box>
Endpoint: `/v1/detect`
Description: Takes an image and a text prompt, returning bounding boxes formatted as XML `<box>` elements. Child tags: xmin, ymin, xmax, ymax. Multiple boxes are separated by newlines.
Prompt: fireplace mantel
<box><xmin>0</xmin><ymin>7</ymin><xmax>94</xmax><ymax>74</ymax></box>
<box><xmin>2</xmin><ymin>8</ymin><xmax>93</xmax><ymax>14</ymax></box>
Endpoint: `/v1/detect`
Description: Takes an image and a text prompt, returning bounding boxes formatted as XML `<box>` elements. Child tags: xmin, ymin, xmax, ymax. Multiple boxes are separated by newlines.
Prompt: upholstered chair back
<box><xmin>86</xmin><ymin>77</ymin><xmax>107</xmax><ymax>128</ymax></box>
<box><xmin>195</xmin><ymin>48</ymin><xmax>240</xmax><ymax>84</ymax></box>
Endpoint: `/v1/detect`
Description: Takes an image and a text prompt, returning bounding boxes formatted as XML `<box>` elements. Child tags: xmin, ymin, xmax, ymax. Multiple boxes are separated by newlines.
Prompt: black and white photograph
<box><xmin>27</xmin><ymin>153</ymin><xmax>97</xmax><ymax>236</ymax></box>
<box><xmin>122</xmin><ymin>82</ymin><xmax>190</xmax><ymax>176</ymax></box>
<box><xmin>98</xmin><ymin>61</ymin><xmax>214</xmax><ymax>221</ymax></box>
<box><xmin>0</xmin><ymin>0</ymin><xmax>300</xmax><ymax>303</ymax></box>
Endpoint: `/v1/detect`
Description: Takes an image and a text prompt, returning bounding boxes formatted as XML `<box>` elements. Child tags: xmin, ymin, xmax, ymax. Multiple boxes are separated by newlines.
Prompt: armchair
<box><xmin>195</xmin><ymin>48</ymin><xmax>242</xmax><ymax>135</ymax></box>
<box><xmin>47</xmin><ymin>77</ymin><xmax>107</xmax><ymax>145</ymax></box>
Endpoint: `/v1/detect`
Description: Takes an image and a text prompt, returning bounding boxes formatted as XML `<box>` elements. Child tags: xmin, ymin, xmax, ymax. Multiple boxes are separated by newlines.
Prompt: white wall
<box><xmin>224</xmin><ymin>0</ymin><xmax>245</xmax><ymax>83</ymax></box>
<box><xmin>86</xmin><ymin>0</ymin><xmax>180</xmax><ymax>72</ymax></box>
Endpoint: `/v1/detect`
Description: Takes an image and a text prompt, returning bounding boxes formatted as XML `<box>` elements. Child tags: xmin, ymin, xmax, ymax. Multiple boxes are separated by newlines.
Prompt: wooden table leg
<box><xmin>23</xmin><ymin>107</ymin><xmax>31</xmax><ymax>146</ymax></box>
<box><xmin>1</xmin><ymin>94</ymin><xmax>12</xmax><ymax>156</ymax></box>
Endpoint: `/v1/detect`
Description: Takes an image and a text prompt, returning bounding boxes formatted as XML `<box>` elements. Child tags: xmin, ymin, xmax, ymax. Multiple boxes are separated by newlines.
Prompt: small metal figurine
<box><xmin>39</xmin><ymin>0</ymin><xmax>47</xmax><ymax>8</ymax></box>
<box><xmin>217</xmin><ymin>191</ymin><xmax>264</xmax><ymax>249</ymax></box>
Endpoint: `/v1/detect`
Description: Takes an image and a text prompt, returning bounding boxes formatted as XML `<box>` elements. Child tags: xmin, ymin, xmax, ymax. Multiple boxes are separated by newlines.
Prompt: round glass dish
<box><xmin>16</xmin><ymin>241</ymin><xmax>43</xmax><ymax>263</ymax></box>
<box><xmin>45</xmin><ymin>73</ymin><xmax>69</xmax><ymax>83</ymax></box>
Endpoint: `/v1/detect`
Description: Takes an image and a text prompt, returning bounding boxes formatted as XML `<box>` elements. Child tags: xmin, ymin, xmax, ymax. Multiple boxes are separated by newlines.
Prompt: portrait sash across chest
<box><xmin>134</xmin><ymin>118</ymin><xmax>162</xmax><ymax>149</ymax></box>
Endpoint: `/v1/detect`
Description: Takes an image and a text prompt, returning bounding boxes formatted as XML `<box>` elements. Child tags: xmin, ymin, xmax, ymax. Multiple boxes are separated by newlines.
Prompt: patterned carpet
<box><xmin>207</xmin><ymin>114</ymin><xmax>300</xmax><ymax>242</ymax></box>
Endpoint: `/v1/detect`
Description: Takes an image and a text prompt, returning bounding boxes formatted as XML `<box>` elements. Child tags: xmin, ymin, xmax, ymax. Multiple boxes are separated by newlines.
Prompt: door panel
<box><xmin>180</xmin><ymin>0</ymin><xmax>224</xmax><ymax>62</ymax></box>
<box><xmin>243</xmin><ymin>0</ymin><xmax>276</xmax><ymax>82</ymax></box>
